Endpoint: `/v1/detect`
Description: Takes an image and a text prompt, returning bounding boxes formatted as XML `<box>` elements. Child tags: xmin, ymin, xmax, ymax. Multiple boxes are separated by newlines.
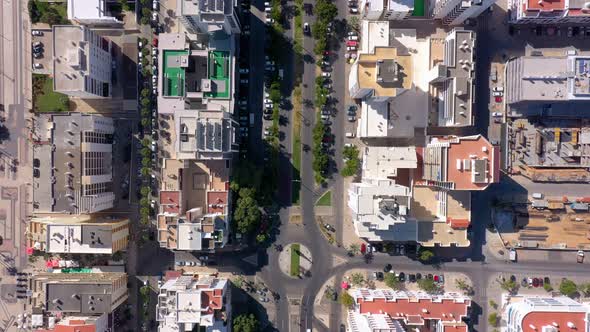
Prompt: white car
<box><xmin>152</xmin><ymin>48</ymin><xmax>158</xmax><ymax>56</ymax></box>
<box><xmin>348</xmin><ymin>31</ymin><xmax>358</xmax><ymax>37</ymax></box>
<box><xmin>152</xmin><ymin>12</ymin><xmax>158</xmax><ymax>21</ymax></box>
<box><xmin>265</xmin><ymin>17</ymin><xmax>274</xmax><ymax>24</ymax></box>
<box><xmin>32</xmin><ymin>30</ymin><xmax>43</xmax><ymax>36</ymax></box>
<box><xmin>265</xmin><ymin>7</ymin><xmax>272</xmax><ymax>12</ymax></box>
<box><xmin>33</xmin><ymin>63</ymin><xmax>43</xmax><ymax>69</ymax></box>
<box><xmin>349</xmin><ymin>7</ymin><xmax>359</xmax><ymax>13</ymax></box>
<box><xmin>321</xmin><ymin>72</ymin><xmax>331</xmax><ymax>78</ymax></box>
<box><xmin>239</xmin><ymin>68</ymin><xmax>249</xmax><ymax>74</ymax></box>
<box><xmin>492</xmin><ymin>112</ymin><xmax>502</xmax><ymax>117</ymax></box>
<box><xmin>348</xmin><ymin>35</ymin><xmax>359</xmax><ymax>41</ymax></box>
<box><xmin>264</xmin><ymin>1</ymin><xmax>271</xmax><ymax>6</ymax></box>
<box><xmin>345</xmin><ymin>132</ymin><xmax>355</xmax><ymax>138</ymax></box>
<box><xmin>152</xmin><ymin>0</ymin><xmax>159</xmax><ymax>10</ymax></box>
<box><xmin>492</xmin><ymin>91</ymin><xmax>503</xmax><ymax>97</ymax></box>
<box><xmin>347</xmin><ymin>46</ymin><xmax>357</xmax><ymax>51</ymax></box>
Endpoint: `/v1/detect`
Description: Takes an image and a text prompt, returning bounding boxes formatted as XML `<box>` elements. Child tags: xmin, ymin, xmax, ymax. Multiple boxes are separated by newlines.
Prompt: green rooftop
<box><xmin>412</xmin><ymin>0</ymin><xmax>425</xmax><ymax>16</ymax></box>
<box><xmin>163</xmin><ymin>50</ymin><xmax>188</xmax><ymax>97</ymax></box>
<box><xmin>204</xmin><ymin>51</ymin><xmax>231</xmax><ymax>99</ymax></box>
<box><xmin>60</xmin><ymin>268</ymin><xmax>94</xmax><ymax>273</ymax></box>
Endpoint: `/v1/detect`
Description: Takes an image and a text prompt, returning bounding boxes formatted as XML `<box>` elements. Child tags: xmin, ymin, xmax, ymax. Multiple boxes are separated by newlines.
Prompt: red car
<box><xmin>152</xmin><ymin>38</ymin><xmax>158</xmax><ymax>47</ymax></box>
<box><xmin>495</xmin><ymin>96</ymin><xmax>502</xmax><ymax>103</ymax></box>
<box><xmin>346</xmin><ymin>40</ymin><xmax>358</xmax><ymax>47</ymax></box>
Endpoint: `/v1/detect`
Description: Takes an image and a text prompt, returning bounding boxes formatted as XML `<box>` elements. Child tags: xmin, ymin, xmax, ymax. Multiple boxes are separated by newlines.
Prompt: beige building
<box><xmin>31</xmin><ymin>272</ymin><xmax>128</xmax><ymax>315</ymax></box>
<box><xmin>157</xmin><ymin>159</ymin><xmax>230</xmax><ymax>252</ymax></box>
<box><xmin>27</xmin><ymin>215</ymin><xmax>129</xmax><ymax>254</ymax></box>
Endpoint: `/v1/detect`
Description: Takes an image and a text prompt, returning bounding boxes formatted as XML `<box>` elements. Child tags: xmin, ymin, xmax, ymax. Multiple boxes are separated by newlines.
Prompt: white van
<box><xmin>345</xmin><ymin>132</ymin><xmax>355</xmax><ymax>138</ymax></box>
<box><xmin>532</xmin><ymin>193</ymin><xmax>544</xmax><ymax>199</ymax></box>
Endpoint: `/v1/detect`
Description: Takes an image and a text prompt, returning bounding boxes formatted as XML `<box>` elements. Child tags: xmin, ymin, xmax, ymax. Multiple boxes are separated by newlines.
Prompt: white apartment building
<box><xmin>157</xmin><ymin>275</ymin><xmax>230</xmax><ymax>332</ymax></box>
<box><xmin>431</xmin><ymin>0</ymin><xmax>496</xmax><ymax>25</ymax></box>
<box><xmin>429</xmin><ymin>28</ymin><xmax>476</xmax><ymax>127</ymax></box>
<box><xmin>27</xmin><ymin>215</ymin><xmax>129</xmax><ymax>255</ymax></box>
<box><xmin>360</xmin><ymin>0</ymin><xmax>416</xmax><ymax>20</ymax></box>
<box><xmin>52</xmin><ymin>25</ymin><xmax>112</xmax><ymax>98</ymax></box>
<box><xmin>178</xmin><ymin>0</ymin><xmax>241</xmax><ymax>35</ymax></box>
<box><xmin>504</xmin><ymin>297</ymin><xmax>590</xmax><ymax>332</ymax></box>
<box><xmin>348</xmin><ymin>179</ymin><xmax>415</xmax><ymax>242</ymax></box>
<box><xmin>67</xmin><ymin>0</ymin><xmax>121</xmax><ymax>25</ymax></box>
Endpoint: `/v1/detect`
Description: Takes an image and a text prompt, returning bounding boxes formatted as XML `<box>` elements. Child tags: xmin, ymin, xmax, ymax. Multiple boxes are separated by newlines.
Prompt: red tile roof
<box><xmin>448</xmin><ymin>218</ymin><xmax>470</xmax><ymax>229</ymax></box>
<box><xmin>521</xmin><ymin>312</ymin><xmax>587</xmax><ymax>332</ymax></box>
<box><xmin>207</xmin><ymin>191</ymin><xmax>228</xmax><ymax>214</ymax></box>
<box><xmin>526</xmin><ymin>0</ymin><xmax>564</xmax><ymax>11</ymax></box>
<box><xmin>355</xmin><ymin>291</ymin><xmax>470</xmax><ymax>325</ymax></box>
<box><xmin>54</xmin><ymin>325</ymin><xmax>96</xmax><ymax>332</ymax></box>
<box><xmin>445</xmin><ymin>135</ymin><xmax>499</xmax><ymax>190</ymax></box>
<box><xmin>160</xmin><ymin>191</ymin><xmax>180</xmax><ymax>214</ymax></box>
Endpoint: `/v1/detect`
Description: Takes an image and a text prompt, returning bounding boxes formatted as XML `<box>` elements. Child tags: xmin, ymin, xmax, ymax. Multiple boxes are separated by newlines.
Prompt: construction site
<box><xmin>496</xmin><ymin>197</ymin><xmax>590</xmax><ymax>250</ymax></box>
<box><xmin>506</xmin><ymin>118</ymin><xmax>590</xmax><ymax>182</ymax></box>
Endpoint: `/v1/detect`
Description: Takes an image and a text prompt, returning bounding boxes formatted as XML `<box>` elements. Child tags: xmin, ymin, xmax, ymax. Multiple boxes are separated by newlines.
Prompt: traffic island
<box><xmin>278</xmin><ymin>243</ymin><xmax>313</xmax><ymax>278</ymax></box>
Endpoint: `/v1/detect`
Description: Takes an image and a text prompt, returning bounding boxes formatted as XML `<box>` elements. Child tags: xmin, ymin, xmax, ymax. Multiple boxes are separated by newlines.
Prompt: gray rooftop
<box><xmin>442</xmin><ymin>29</ymin><xmax>475</xmax><ymax>127</ymax></box>
<box><xmin>46</xmin><ymin>283</ymin><xmax>112</xmax><ymax>314</ymax></box>
<box><xmin>376</xmin><ymin>59</ymin><xmax>400</xmax><ymax>84</ymax></box>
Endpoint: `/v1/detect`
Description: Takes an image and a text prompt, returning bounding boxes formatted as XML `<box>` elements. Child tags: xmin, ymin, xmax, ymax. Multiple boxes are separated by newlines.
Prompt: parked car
<box><xmin>492</xmin><ymin>112</ymin><xmax>502</xmax><ymax>117</ymax></box>
<box><xmin>345</xmin><ymin>132</ymin><xmax>355</xmax><ymax>138</ymax></box>
<box><xmin>348</xmin><ymin>35</ymin><xmax>359</xmax><ymax>41</ymax></box>
<box><xmin>33</xmin><ymin>63</ymin><xmax>42</xmax><ymax>69</ymax></box>
<box><xmin>321</xmin><ymin>72</ymin><xmax>331</xmax><ymax>78</ymax></box>
<box><xmin>373</xmin><ymin>272</ymin><xmax>384</xmax><ymax>281</ymax></box>
<box><xmin>304</xmin><ymin>22</ymin><xmax>310</xmax><ymax>34</ymax></box>
<box><xmin>346</xmin><ymin>40</ymin><xmax>358</xmax><ymax>47</ymax></box>
<box><xmin>152</xmin><ymin>12</ymin><xmax>158</xmax><ymax>22</ymax></box>
<box><xmin>349</xmin><ymin>6</ymin><xmax>358</xmax><ymax>13</ymax></box>
<box><xmin>33</xmin><ymin>52</ymin><xmax>42</xmax><ymax>59</ymax></box>
<box><xmin>348</xmin><ymin>115</ymin><xmax>356</xmax><ymax>122</ymax></box>
<box><xmin>239</xmin><ymin>68</ymin><xmax>249</xmax><ymax>74</ymax></box>
<box><xmin>398</xmin><ymin>272</ymin><xmax>406</xmax><ymax>282</ymax></box>
<box><xmin>152</xmin><ymin>38</ymin><xmax>158</xmax><ymax>47</ymax></box>
<box><xmin>347</xmin><ymin>46</ymin><xmax>357</xmax><ymax>52</ymax></box>
<box><xmin>153</xmin><ymin>0</ymin><xmax>159</xmax><ymax>10</ymax></box>
<box><xmin>32</xmin><ymin>30</ymin><xmax>43</xmax><ymax>36</ymax></box>
<box><xmin>384</xmin><ymin>264</ymin><xmax>392</xmax><ymax>272</ymax></box>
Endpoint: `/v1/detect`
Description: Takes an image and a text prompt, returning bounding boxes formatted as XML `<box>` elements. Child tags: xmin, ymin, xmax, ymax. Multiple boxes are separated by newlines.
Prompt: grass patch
<box><xmin>290</xmin><ymin>243</ymin><xmax>301</xmax><ymax>276</ymax></box>
<box><xmin>316</xmin><ymin>191</ymin><xmax>332</xmax><ymax>206</ymax></box>
<box><xmin>32</xmin><ymin>74</ymin><xmax>69</xmax><ymax>113</ymax></box>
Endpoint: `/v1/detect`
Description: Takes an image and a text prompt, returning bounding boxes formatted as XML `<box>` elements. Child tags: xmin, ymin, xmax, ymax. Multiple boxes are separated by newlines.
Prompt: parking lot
<box><xmin>31</xmin><ymin>28</ymin><xmax>52</xmax><ymax>75</ymax></box>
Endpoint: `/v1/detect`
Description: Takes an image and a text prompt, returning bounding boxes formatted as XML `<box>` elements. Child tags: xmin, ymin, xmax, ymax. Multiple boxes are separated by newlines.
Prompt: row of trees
<box><xmin>311</xmin><ymin>0</ymin><xmax>338</xmax><ymax>55</ymax></box>
<box><xmin>139</xmin><ymin>0</ymin><xmax>154</xmax><ymax>25</ymax></box>
<box><xmin>312</xmin><ymin>76</ymin><xmax>330</xmax><ymax>184</ymax></box>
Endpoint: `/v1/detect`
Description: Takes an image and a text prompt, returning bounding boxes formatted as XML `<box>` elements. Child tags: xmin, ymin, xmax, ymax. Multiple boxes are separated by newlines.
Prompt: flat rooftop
<box><xmin>204</xmin><ymin>51</ymin><xmax>231</xmax><ymax>99</ymax></box>
<box><xmin>357</xmin><ymin>47</ymin><xmax>412</xmax><ymax>97</ymax></box>
<box><xmin>53</xmin><ymin>25</ymin><xmax>87</xmax><ymax>93</ymax></box>
<box><xmin>363</xmin><ymin>146</ymin><xmax>417</xmax><ymax>180</ymax></box>
<box><xmin>163</xmin><ymin>50</ymin><xmax>189</xmax><ymax>97</ymax></box>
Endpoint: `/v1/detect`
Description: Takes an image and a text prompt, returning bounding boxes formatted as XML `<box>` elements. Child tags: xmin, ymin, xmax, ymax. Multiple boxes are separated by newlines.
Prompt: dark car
<box><xmin>340</xmin><ymin>324</ymin><xmax>346</xmax><ymax>332</ymax></box>
<box><xmin>416</xmin><ymin>273</ymin><xmax>422</xmax><ymax>280</ymax></box>
<box><xmin>374</xmin><ymin>272</ymin><xmax>384</xmax><ymax>281</ymax></box>
<box><xmin>331</xmin><ymin>291</ymin><xmax>338</xmax><ymax>301</ymax></box>
<box><xmin>544</xmin><ymin>277</ymin><xmax>551</xmax><ymax>285</ymax></box>
<box><xmin>263</xmin><ymin>114</ymin><xmax>272</xmax><ymax>120</ymax></box>
<box><xmin>384</xmin><ymin>264</ymin><xmax>392</xmax><ymax>273</ymax></box>
<box><xmin>427</xmin><ymin>273</ymin><xmax>433</xmax><ymax>280</ymax></box>
<box><xmin>409</xmin><ymin>274</ymin><xmax>416</xmax><ymax>283</ymax></box>
<box><xmin>398</xmin><ymin>272</ymin><xmax>405</xmax><ymax>282</ymax></box>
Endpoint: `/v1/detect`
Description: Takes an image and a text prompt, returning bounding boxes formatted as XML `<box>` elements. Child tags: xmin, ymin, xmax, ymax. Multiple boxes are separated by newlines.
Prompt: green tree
<box><xmin>578</xmin><ymin>282</ymin><xmax>590</xmax><ymax>297</ymax></box>
<box><xmin>28</xmin><ymin>0</ymin><xmax>41</xmax><ymax>23</ymax></box>
<box><xmin>350</xmin><ymin>273</ymin><xmax>365</xmax><ymax>286</ymax></box>
<box><xmin>384</xmin><ymin>273</ymin><xmax>402</xmax><ymax>290</ymax></box>
<box><xmin>499</xmin><ymin>279</ymin><xmax>518</xmax><ymax>294</ymax></box>
<box><xmin>233</xmin><ymin>314</ymin><xmax>259</xmax><ymax>332</ymax></box>
<box><xmin>141</xmin><ymin>118</ymin><xmax>150</xmax><ymax>128</ymax></box>
<box><xmin>417</xmin><ymin>278</ymin><xmax>440</xmax><ymax>294</ymax></box>
<box><xmin>348</xmin><ymin>16</ymin><xmax>360</xmax><ymax>31</ymax></box>
<box><xmin>348</xmin><ymin>244</ymin><xmax>360</xmax><ymax>256</ymax></box>
<box><xmin>340</xmin><ymin>291</ymin><xmax>354</xmax><ymax>309</ymax></box>
<box><xmin>488</xmin><ymin>312</ymin><xmax>499</xmax><ymax>327</ymax></box>
<box><xmin>141</xmin><ymin>88</ymin><xmax>151</xmax><ymax>98</ymax></box>
<box><xmin>544</xmin><ymin>282</ymin><xmax>553</xmax><ymax>292</ymax></box>
<box><xmin>141</xmin><ymin>7</ymin><xmax>151</xmax><ymax>19</ymax></box>
<box><xmin>488</xmin><ymin>300</ymin><xmax>498</xmax><ymax>309</ymax></box>
<box><xmin>141</xmin><ymin>98</ymin><xmax>151</xmax><ymax>107</ymax></box>
<box><xmin>140</xmin><ymin>186</ymin><xmax>151</xmax><ymax>196</ymax></box>
<box><xmin>40</xmin><ymin>7</ymin><xmax>65</xmax><ymax>26</ymax></box>
<box><xmin>418</xmin><ymin>249</ymin><xmax>435</xmax><ymax>262</ymax></box>
<box><xmin>559</xmin><ymin>279</ymin><xmax>578</xmax><ymax>298</ymax></box>
<box><xmin>140</xmin><ymin>16</ymin><xmax>150</xmax><ymax>25</ymax></box>
<box><xmin>315</xmin><ymin>0</ymin><xmax>338</xmax><ymax>21</ymax></box>
<box><xmin>140</xmin><ymin>285</ymin><xmax>150</xmax><ymax>297</ymax></box>
<box><xmin>233</xmin><ymin>188</ymin><xmax>262</xmax><ymax>235</ymax></box>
